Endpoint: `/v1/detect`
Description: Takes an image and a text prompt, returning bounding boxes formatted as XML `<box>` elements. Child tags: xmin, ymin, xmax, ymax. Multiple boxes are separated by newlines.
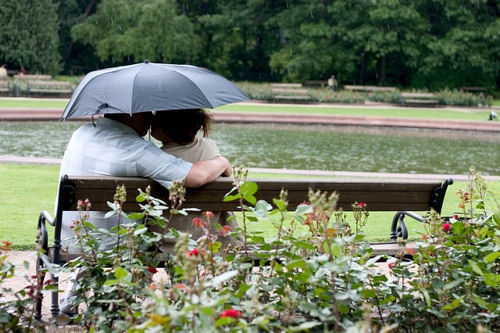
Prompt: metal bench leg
<box><xmin>390</xmin><ymin>211</ymin><xmax>427</xmax><ymax>241</ymax></box>
<box><xmin>35</xmin><ymin>211</ymin><xmax>52</xmax><ymax>320</ymax></box>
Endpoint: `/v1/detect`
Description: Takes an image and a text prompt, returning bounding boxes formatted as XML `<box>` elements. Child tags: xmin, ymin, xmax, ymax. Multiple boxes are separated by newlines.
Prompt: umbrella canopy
<box><xmin>61</xmin><ymin>61</ymin><xmax>249</xmax><ymax>120</ymax></box>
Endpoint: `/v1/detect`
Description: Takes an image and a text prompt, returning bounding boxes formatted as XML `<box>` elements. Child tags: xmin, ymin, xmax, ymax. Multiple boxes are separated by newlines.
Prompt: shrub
<box><xmin>308</xmin><ymin>88</ymin><xmax>365</xmax><ymax>104</ymax></box>
<box><xmin>368</xmin><ymin>91</ymin><xmax>403</xmax><ymax>104</ymax></box>
<box><xmin>5</xmin><ymin>167</ymin><xmax>498</xmax><ymax>331</ymax></box>
<box><xmin>436</xmin><ymin>89</ymin><xmax>493</xmax><ymax>107</ymax></box>
<box><xmin>0</xmin><ymin>241</ymin><xmax>45</xmax><ymax>331</ymax></box>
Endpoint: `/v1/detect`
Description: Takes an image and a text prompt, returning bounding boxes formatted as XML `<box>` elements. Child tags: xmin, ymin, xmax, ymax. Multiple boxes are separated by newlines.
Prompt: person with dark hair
<box><xmin>151</xmin><ymin>109</ymin><xmax>237</xmax><ymax>252</ymax></box>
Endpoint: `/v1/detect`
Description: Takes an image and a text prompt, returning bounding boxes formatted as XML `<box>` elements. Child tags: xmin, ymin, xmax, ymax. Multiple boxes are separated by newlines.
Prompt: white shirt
<box><xmin>60</xmin><ymin>117</ymin><xmax>193</xmax><ymax>254</ymax></box>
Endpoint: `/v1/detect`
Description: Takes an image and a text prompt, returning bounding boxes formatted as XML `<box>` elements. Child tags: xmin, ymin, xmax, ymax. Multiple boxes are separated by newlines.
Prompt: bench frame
<box><xmin>36</xmin><ymin>175</ymin><xmax>453</xmax><ymax>319</ymax></box>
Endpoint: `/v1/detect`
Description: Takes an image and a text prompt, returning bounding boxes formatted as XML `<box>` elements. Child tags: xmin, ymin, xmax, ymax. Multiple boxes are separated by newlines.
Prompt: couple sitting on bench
<box><xmin>59</xmin><ymin>109</ymin><xmax>237</xmax><ymax>315</ymax></box>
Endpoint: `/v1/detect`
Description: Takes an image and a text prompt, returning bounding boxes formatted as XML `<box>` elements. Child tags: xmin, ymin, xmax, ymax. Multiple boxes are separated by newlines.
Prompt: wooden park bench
<box><xmin>305</xmin><ymin>80</ymin><xmax>328</xmax><ymax>88</ymax></box>
<box><xmin>14</xmin><ymin>74</ymin><xmax>52</xmax><ymax>80</ymax></box>
<box><xmin>35</xmin><ymin>175</ymin><xmax>453</xmax><ymax>318</ymax></box>
<box><xmin>0</xmin><ymin>81</ymin><xmax>10</xmax><ymax>96</ymax></box>
<box><xmin>26</xmin><ymin>80</ymin><xmax>74</xmax><ymax>97</ymax></box>
<box><xmin>400</xmin><ymin>92</ymin><xmax>439</xmax><ymax>107</ymax></box>
<box><xmin>344</xmin><ymin>85</ymin><xmax>397</xmax><ymax>93</ymax></box>
<box><xmin>270</xmin><ymin>83</ymin><xmax>311</xmax><ymax>102</ymax></box>
<box><xmin>459</xmin><ymin>86</ymin><xmax>491</xmax><ymax>95</ymax></box>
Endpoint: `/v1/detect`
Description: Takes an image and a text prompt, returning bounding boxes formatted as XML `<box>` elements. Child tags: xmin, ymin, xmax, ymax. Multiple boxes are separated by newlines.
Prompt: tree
<box><xmin>56</xmin><ymin>0</ymin><xmax>105</xmax><ymax>75</ymax></box>
<box><xmin>0</xmin><ymin>0</ymin><xmax>61</xmax><ymax>74</ymax></box>
<box><xmin>71</xmin><ymin>0</ymin><xmax>201</xmax><ymax>65</ymax></box>
<box><xmin>414</xmin><ymin>0</ymin><xmax>499</xmax><ymax>89</ymax></box>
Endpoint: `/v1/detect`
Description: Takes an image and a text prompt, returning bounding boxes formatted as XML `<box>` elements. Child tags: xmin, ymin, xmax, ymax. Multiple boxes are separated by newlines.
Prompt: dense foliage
<box><xmin>0</xmin><ymin>0</ymin><xmax>498</xmax><ymax>90</ymax></box>
<box><xmin>2</xmin><ymin>168</ymin><xmax>497</xmax><ymax>331</ymax></box>
<box><xmin>0</xmin><ymin>0</ymin><xmax>61</xmax><ymax>74</ymax></box>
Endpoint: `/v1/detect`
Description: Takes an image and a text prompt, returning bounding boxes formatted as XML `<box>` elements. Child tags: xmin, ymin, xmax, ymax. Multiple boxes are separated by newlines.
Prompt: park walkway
<box><xmin>1</xmin><ymin>155</ymin><xmax>499</xmax><ymax>181</ymax></box>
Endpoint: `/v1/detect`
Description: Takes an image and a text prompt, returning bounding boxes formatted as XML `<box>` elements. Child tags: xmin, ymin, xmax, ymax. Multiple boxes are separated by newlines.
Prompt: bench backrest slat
<box><xmin>63</xmin><ymin>176</ymin><xmax>447</xmax><ymax>213</ymax></box>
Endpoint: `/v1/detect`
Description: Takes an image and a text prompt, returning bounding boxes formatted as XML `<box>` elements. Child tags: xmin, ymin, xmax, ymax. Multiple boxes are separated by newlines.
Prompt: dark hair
<box><xmin>153</xmin><ymin>109</ymin><xmax>211</xmax><ymax>145</ymax></box>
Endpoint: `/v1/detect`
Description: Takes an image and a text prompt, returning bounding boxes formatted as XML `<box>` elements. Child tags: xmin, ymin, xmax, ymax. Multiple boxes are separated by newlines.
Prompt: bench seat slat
<box><xmin>66</xmin><ymin>176</ymin><xmax>443</xmax><ymax>212</ymax></box>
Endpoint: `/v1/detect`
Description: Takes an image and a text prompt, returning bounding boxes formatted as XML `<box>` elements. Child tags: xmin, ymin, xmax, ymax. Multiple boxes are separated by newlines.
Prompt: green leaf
<box><xmin>199</xmin><ymin>306</ymin><xmax>215</xmax><ymax>316</ymax></box>
<box><xmin>244</xmin><ymin>194</ymin><xmax>257</xmax><ymax>205</ymax></box>
<box><xmin>483</xmin><ymin>273</ymin><xmax>499</xmax><ymax>287</ymax></box>
<box><xmin>361</xmin><ymin>289</ymin><xmax>376</xmax><ymax>298</ymax></box>
<box><xmin>484</xmin><ymin>252</ymin><xmax>500</xmax><ymax>263</ymax></box>
<box><xmin>136</xmin><ymin>193</ymin><xmax>147</xmax><ymax>203</ymax></box>
<box><xmin>128</xmin><ymin>212</ymin><xmax>145</xmax><ymax>220</ymax></box>
<box><xmin>468</xmin><ymin>260</ymin><xmax>483</xmax><ymax>276</ymax></box>
<box><xmin>240</xmin><ymin>181</ymin><xmax>258</xmax><ymax>197</ymax></box>
<box><xmin>286</xmin><ymin>259</ymin><xmax>306</xmax><ymax>270</ymax></box>
<box><xmin>288</xmin><ymin>321</ymin><xmax>321</xmax><ymax>332</ymax></box>
<box><xmin>212</xmin><ymin>270</ymin><xmax>238</xmax><ymax>287</ymax></box>
<box><xmin>451</xmin><ymin>222</ymin><xmax>465</xmax><ymax>235</ymax></box>
<box><xmin>209</xmin><ymin>241</ymin><xmax>222</xmax><ymax>254</ymax></box>
<box><xmin>294</xmin><ymin>204</ymin><xmax>312</xmax><ymax>215</ymax></box>
<box><xmin>215</xmin><ymin>316</ymin><xmax>235</xmax><ymax>327</ymax></box>
<box><xmin>442</xmin><ymin>297</ymin><xmax>461</xmax><ymax>311</ymax></box>
<box><xmin>114</xmin><ymin>266</ymin><xmax>128</xmax><ymax>280</ymax></box>
<box><xmin>443</xmin><ymin>280</ymin><xmax>462</xmax><ymax>290</ymax></box>
<box><xmin>272</xmin><ymin>198</ymin><xmax>287</xmax><ymax>211</ymax></box>
<box><xmin>421</xmin><ymin>288</ymin><xmax>431</xmax><ymax>308</ymax></box>
<box><xmin>223</xmin><ymin>193</ymin><xmax>241</xmax><ymax>202</ymax></box>
<box><xmin>293</xmin><ymin>241</ymin><xmax>315</xmax><ymax>250</ymax></box>
<box><xmin>472</xmin><ymin>294</ymin><xmax>487</xmax><ymax>308</ymax></box>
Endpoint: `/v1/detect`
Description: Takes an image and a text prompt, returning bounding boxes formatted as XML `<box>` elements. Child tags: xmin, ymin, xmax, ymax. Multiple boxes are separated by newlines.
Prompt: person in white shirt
<box><xmin>59</xmin><ymin>111</ymin><xmax>230</xmax><ymax>314</ymax></box>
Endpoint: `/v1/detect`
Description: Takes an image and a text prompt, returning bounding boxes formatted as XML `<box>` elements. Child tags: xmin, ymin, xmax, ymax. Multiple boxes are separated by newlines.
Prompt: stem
<box><xmin>270</xmin><ymin>210</ymin><xmax>285</xmax><ymax>278</ymax></box>
<box><xmin>369</xmin><ymin>279</ymin><xmax>385</xmax><ymax>325</ymax></box>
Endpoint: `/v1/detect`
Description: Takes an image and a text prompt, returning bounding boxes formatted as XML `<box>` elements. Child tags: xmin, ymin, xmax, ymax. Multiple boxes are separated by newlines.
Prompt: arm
<box><xmin>184</xmin><ymin>156</ymin><xmax>231</xmax><ymax>188</ymax></box>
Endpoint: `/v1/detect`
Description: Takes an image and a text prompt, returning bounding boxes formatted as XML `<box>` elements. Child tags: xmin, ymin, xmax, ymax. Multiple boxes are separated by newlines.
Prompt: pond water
<box><xmin>0</xmin><ymin>121</ymin><xmax>499</xmax><ymax>175</ymax></box>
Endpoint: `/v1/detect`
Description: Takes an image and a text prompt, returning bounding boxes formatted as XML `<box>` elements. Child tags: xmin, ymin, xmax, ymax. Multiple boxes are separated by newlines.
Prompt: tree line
<box><xmin>0</xmin><ymin>0</ymin><xmax>498</xmax><ymax>90</ymax></box>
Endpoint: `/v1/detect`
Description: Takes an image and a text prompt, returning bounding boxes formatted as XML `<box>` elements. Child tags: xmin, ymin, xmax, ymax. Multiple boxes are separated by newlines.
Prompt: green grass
<box><xmin>0</xmin><ymin>97</ymin><xmax>493</xmax><ymax>121</ymax></box>
<box><xmin>493</xmin><ymin>100</ymin><xmax>500</xmax><ymax>107</ymax></box>
<box><xmin>1</xmin><ymin>163</ymin><xmax>498</xmax><ymax>249</ymax></box>
<box><xmin>0</xmin><ymin>98</ymin><xmax>68</xmax><ymax>109</ymax></box>
<box><xmin>218</xmin><ymin>104</ymin><xmax>492</xmax><ymax>121</ymax></box>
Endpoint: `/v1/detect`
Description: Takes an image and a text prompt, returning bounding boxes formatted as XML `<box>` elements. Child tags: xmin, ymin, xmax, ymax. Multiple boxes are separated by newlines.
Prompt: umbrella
<box><xmin>61</xmin><ymin>61</ymin><xmax>249</xmax><ymax>120</ymax></box>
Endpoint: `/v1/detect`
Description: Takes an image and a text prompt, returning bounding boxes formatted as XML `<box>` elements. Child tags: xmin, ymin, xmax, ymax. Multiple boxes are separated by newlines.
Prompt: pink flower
<box><xmin>202</xmin><ymin>211</ymin><xmax>215</xmax><ymax>219</ymax></box>
<box><xmin>192</xmin><ymin>217</ymin><xmax>204</xmax><ymax>228</ymax></box>
<box><xmin>219</xmin><ymin>309</ymin><xmax>242</xmax><ymax>318</ymax></box>
<box><xmin>388</xmin><ymin>263</ymin><xmax>393</xmax><ymax>269</ymax></box>
<box><xmin>358</xmin><ymin>202</ymin><xmax>367</xmax><ymax>208</ymax></box>
<box><xmin>442</xmin><ymin>223</ymin><xmax>451</xmax><ymax>232</ymax></box>
<box><xmin>188</xmin><ymin>248</ymin><xmax>199</xmax><ymax>257</ymax></box>
<box><xmin>147</xmin><ymin>266</ymin><xmax>158</xmax><ymax>274</ymax></box>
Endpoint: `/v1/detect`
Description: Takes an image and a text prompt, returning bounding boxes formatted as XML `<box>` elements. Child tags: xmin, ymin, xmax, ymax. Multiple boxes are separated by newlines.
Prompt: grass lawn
<box><xmin>493</xmin><ymin>99</ymin><xmax>500</xmax><ymax>107</ymax></box>
<box><xmin>219</xmin><ymin>104</ymin><xmax>493</xmax><ymax>121</ymax></box>
<box><xmin>1</xmin><ymin>163</ymin><xmax>498</xmax><ymax>250</ymax></box>
<box><xmin>0</xmin><ymin>97</ymin><xmax>493</xmax><ymax>121</ymax></box>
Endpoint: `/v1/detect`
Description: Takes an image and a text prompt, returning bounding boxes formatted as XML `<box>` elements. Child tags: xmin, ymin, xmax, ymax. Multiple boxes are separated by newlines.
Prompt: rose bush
<box><xmin>2</xmin><ymin>167</ymin><xmax>498</xmax><ymax>332</ymax></box>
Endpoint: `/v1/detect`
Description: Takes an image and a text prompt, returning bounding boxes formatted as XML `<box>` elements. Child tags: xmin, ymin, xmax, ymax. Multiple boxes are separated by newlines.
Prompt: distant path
<box><xmin>1</xmin><ymin>107</ymin><xmax>499</xmax><ymax>132</ymax></box>
<box><xmin>1</xmin><ymin>155</ymin><xmax>499</xmax><ymax>181</ymax></box>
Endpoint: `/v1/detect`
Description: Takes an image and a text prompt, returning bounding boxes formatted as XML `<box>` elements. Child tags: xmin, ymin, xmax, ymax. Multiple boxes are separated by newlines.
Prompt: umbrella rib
<box><xmin>168</xmin><ymin>67</ymin><xmax>214</xmax><ymax>108</ymax></box>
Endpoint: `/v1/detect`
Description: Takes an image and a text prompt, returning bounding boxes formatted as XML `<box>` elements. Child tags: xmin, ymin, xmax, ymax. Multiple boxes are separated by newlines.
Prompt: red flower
<box><xmin>388</xmin><ymin>263</ymin><xmax>393</xmax><ymax>269</ymax></box>
<box><xmin>147</xmin><ymin>266</ymin><xmax>158</xmax><ymax>274</ymax></box>
<box><xmin>442</xmin><ymin>223</ymin><xmax>451</xmax><ymax>232</ymax></box>
<box><xmin>219</xmin><ymin>225</ymin><xmax>232</xmax><ymax>235</ymax></box>
<box><xmin>192</xmin><ymin>217</ymin><xmax>204</xmax><ymax>228</ymax></box>
<box><xmin>219</xmin><ymin>309</ymin><xmax>242</xmax><ymax>318</ymax></box>
<box><xmin>188</xmin><ymin>248</ymin><xmax>199</xmax><ymax>257</ymax></box>
<box><xmin>453</xmin><ymin>214</ymin><xmax>459</xmax><ymax>220</ymax></box>
<box><xmin>358</xmin><ymin>202</ymin><xmax>367</xmax><ymax>208</ymax></box>
<box><xmin>202</xmin><ymin>211</ymin><xmax>215</xmax><ymax>218</ymax></box>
